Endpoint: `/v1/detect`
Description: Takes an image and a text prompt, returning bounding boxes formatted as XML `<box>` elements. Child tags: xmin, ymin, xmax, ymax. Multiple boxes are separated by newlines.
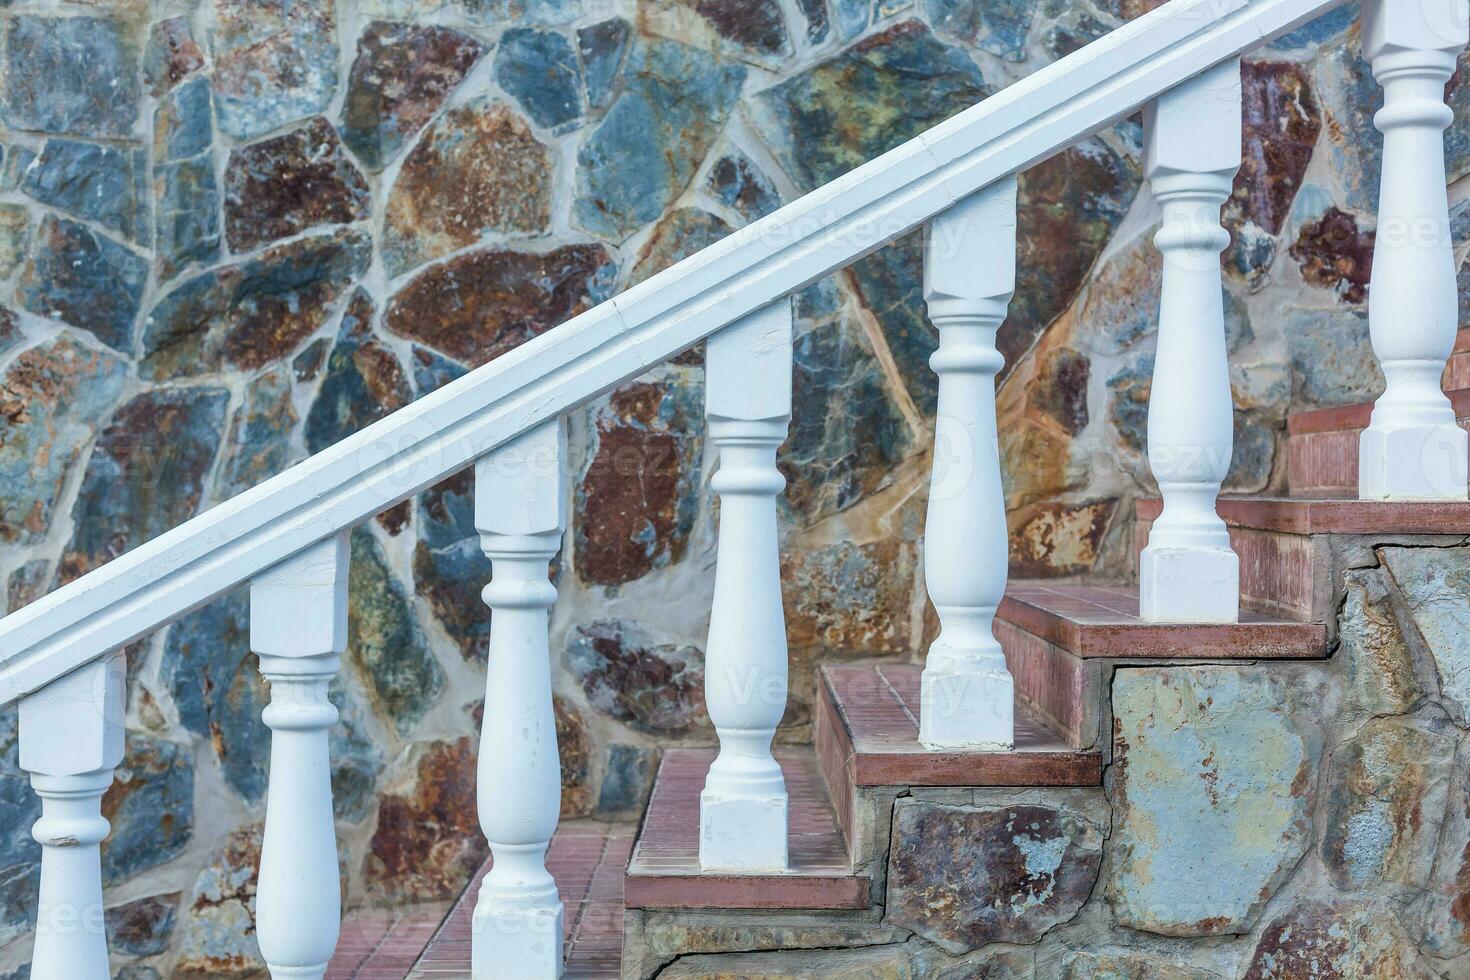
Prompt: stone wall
<box><xmin>0</xmin><ymin>0</ymin><xmax>1465</xmax><ymax>975</ymax></box>
<box><xmin>630</xmin><ymin>538</ymin><xmax>1470</xmax><ymax>978</ymax></box>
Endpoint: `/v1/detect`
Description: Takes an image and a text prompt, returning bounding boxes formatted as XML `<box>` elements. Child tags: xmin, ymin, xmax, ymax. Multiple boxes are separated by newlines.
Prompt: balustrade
<box><xmin>1359</xmin><ymin>0</ymin><xmax>1470</xmax><ymax>499</ymax></box>
<box><xmin>700</xmin><ymin>300</ymin><xmax>794</xmax><ymax>871</ymax></box>
<box><xmin>918</xmin><ymin>178</ymin><xmax>1018</xmax><ymax>750</ymax></box>
<box><xmin>473</xmin><ymin>419</ymin><xmax>568</xmax><ymax>977</ymax></box>
<box><xmin>1137</xmin><ymin>58</ymin><xmax>1243</xmax><ymax>623</ymax></box>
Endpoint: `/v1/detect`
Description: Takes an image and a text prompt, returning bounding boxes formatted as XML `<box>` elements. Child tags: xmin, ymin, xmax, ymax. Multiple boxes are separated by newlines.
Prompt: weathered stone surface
<box><xmin>1109</xmin><ymin>667</ymin><xmax>1320</xmax><ymax>936</ymax></box>
<box><xmin>496</xmin><ymin>28</ymin><xmax>583</xmax><ymax>132</ymax></box>
<box><xmin>60</xmin><ymin>386</ymin><xmax>230</xmax><ymax>582</ymax></box>
<box><xmin>154</xmin><ymin>78</ymin><xmax>221</xmax><ymax>279</ymax></box>
<box><xmin>305</xmin><ymin>291</ymin><xmax>411</xmax><ymax>453</ymax></box>
<box><xmin>931</xmin><ymin>947</ymin><xmax>1035</xmax><ymax>979</ymax></box>
<box><xmin>1321</xmin><ymin>716</ymin><xmax>1455</xmax><ymax>892</ymax></box>
<box><xmin>1031</xmin><ymin>346</ymin><xmax>1091</xmax><ymax>435</ymax></box>
<box><xmin>1380</xmin><ymin>546</ymin><xmax>1470</xmax><ymax>724</ymax></box>
<box><xmin>154</xmin><ymin>76</ymin><xmax>213</xmax><ymax>164</ymax></box>
<box><xmin>631</xmin><ymin>207</ymin><xmax>734</xmax><ymax>283</ymax></box>
<box><xmin>224</xmin><ymin>118</ymin><xmax>370</xmax><ymax>251</ymax></box>
<box><xmin>1270</xmin><ymin>2</ymin><xmax>1358</xmax><ymax>49</ymax></box>
<box><xmin>142</xmin><ymin>229</ymin><xmax>371</xmax><ymax>380</ymax></box>
<box><xmin>575</xmin><ymin>37</ymin><xmax>746</xmax><ymax>239</ymax></box>
<box><xmin>218</xmin><ymin>367</ymin><xmax>301</xmax><ymax>499</ymax></box>
<box><xmin>1289</xmin><ymin>206</ymin><xmax>1374</xmax><ymax>303</ymax></box>
<box><xmin>597</xmin><ymin>743</ymin><xmax>657</xmax><ymax>814</ymax></box>
<box><xmin>1226</xmin><ymin>61</ymin><xmax>1321</xmax><ymax>286</ymax></box>
<box><xmin>578</xmin><ymin>19</ymin><xmax>633</xmax><ymax>109</ymax></box>
<box><xmin>173</xmin><ymin>824</ymin><xmax>265</xmax><ymax>978</ymax></box>
<box><xmin>294</xmin><ymin>337</ymin><xmax>331</xmax><ymax>382</ymax></box>
<box><xmin>659</xmin><ymin>945</ymin><xmax>918</xmax><ymax>979</ymax></box>
<box><xmin>106</xmin><ymin>893</ymin><xmax>179</xmax><ymax>956</ymax></box>
<box><xmin>0</xmin><ymin>705</ymin><xmax>40</xmax><ymax>951</ymax></box>
<box><xmin>339</xmin><ymin>21</ymin><xmax>484</xmax><ymax>172</ymax></box>
<box><xmin>1243</xmin><ymin>901</ymin><xmax>1427</xmax><ymax>978</ymax></box>
<box><xmin>145</xmin><ymin>17</ymin><xmax>206</xmax><ymax>95</ymax></box>
<box><xmin>1411</xmin><ymin>739</ymin><xmax>1470</xmax><ymax>957</ymax></box>
<box><xmin>1008</xmin><ymin>499</ymin><xmax>1116</xmax><ymax>578</ymax></box>
<box><xmin>0</xmin><ymin>206</ymin><xmax>28</xmax><ymax>280</ymax></box>
<box><xmin>753</xmin><ymin>22</ymin><xmax>987</xmax><ymax>194</ymax></box>
<box><xmin>640</xmin><ymin>0</ymin><xmax>792</xmax><ymax>63</ymax></box>
<box><xmin>0</xmin><ymin>335</ymin><xmax>127</xmax><ymax>545</ymax></box>
<box><xmin>7</xmin><ymin>560</ymin><xmax>50</xmax><ymax>614</ymax></box>
<box><xmin>212</xmin><ymin>0</ymin><xmax>339</xmax><ymax>141</ymax></box>
<box><xmin>413</xmin><ymin>536</ymin><xmax>492</xmax><ymax>660</ymax></box>
<box><xmin>796</xmin><ymin>0</ymin><xmax>830</xmax><ymax>44</ymax></box>
<box><xmin>1447</xmin><ymin>49</ymin><xmax>1470</xmax><ymax>183</ymax></box>
<box><xmin>1058</xmin><ymin>949</ymin><xmax>1221</xmax><ymax>979</ymax></box>
<box><xmin>783</xmin><ymin>311</ymin><xmax>912</xmax><ymax>524</ymax></box>
<box><xmin>1</xmin><ymin>15</ymin><xmax>140</xmax><ymax>138</ymax></box>
<box><xmin>383</xmin><ymin>102</ymin><xmax>553</xmax><ymax>274</ymax></box>
<box><xmin>886</xmin><ymin>800</ymin><xmax>1103</xmax><ymax>951</ymax></box>
<box><xmin>385</xmin><ymin>245</ymin><xmax>610</xmax><ymax>365</ymax></box>
<box><xmin>348</xmin><ymin>528</ymin><xmax>444</xmax><ymax>731</ymax></box>
<box><xmin>925</xmin><ymin>0</ymin><xmax>1035</xmax><ymax>61</ymax></box>
<box><xmin>366</xmin><ymin>737</ymin><xmax>486</xmax><ymax>900</ymax></box>
<box><xmin>18</xmin><ymin>215</ymin><xmax>148</xmax><ymax>352</ymax></box>
<box><xmin>556</xmin><ymin>696</ymin><xmax>594</xmax><ymax>818</ymax></box>
<box><xmin>706</xmin><ymin>150</ymin><xmax>782</xmax><ymax>222</ymax></box>
<box><xmin>782</xmin><ymin>539</ymin><xmax>917</xmax><ymax>656</ymax></box>
<box><xmin>565</xmin><ymin>620</ymin><xmax>708</xmax><ymax>735</ymax></box>
<box><xmin>101</xmin><ymin>736</ymin><xmax>195</xmax><ymax>883</ymax></box>
<box><xmin>1314</xmin><ymin>34</ymin><xmax>1380</xmax><ymax>212</ymax></box>
<box><xmin>1042</xmin><ymin>9</ymin><xmax>1113</xmax><ymax>59</ymax></box>
<box><xmin>464</xmin><ymin>0</ymin><xmax>585</xmax><ymax>24</ymax></box>
<box><xmin>160</xmin><ymin>591</ymin><xmax>270</xmax><ymax>802</ymax></box>
<box><xmin>1337</xmin><ymin>568</ymin><xmax>1431</xmax><ymax>717</ymax></box>
<box><xmin>22</xmin><ymin>139</ymin><xmax>149</xmax><ymax>244</ymax></box>
<box><xmin>574</xmin><ymin>378</ymin><xmax>704</xmax><ymax>586</ymax></box>
<box><xmin>1284</xmin><ymin>307</ymin><xmax>1382</xmax><ymax>407</ymax></box>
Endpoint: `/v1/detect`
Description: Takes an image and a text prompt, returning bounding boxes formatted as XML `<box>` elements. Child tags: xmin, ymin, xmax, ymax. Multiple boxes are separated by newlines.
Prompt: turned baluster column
<box><xmin>1360</xmin><ymin>0</ymin><xmax>1470</xmax><ymax>499</ymax></box>
<box><xmin>919</xmin><ymin>177</ymin><xmax>1017</xmax><ymax>751</ymax></box>
<box><xmin>1138</xmin><ymin>59</ymin><xmax>1243</xmax><ymax>623</ymax></box>
<box><xmin>474</xmin><ymin>419</ymin><xmax>567</xmax><ymax>978</ymax></box>
<box><xmin>19</xmin><ymin>653</ymin><xmax>125</xmax><ymax>980</ymax></box>
<box><xmin>250</xmin><ymin>532</ymin><xmax>350</xmax><ymax>979</ymax></box>
<box><xmin>700</xmin><ymin>300</ymin><xmax>793</xmax><ymax>871</ymax></box>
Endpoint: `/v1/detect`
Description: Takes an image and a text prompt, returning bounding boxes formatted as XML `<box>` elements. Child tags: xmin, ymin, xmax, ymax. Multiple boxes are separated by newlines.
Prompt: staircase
<box><xmin>3</xmin><ymin>0</ymin><xmax>1469</xmax><ymax>976</ymax></box>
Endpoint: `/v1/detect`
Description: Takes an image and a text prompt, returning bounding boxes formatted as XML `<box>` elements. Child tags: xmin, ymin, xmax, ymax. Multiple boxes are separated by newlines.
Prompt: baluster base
<box><xmin>471</xmin><ymin>902</ymin><xmax>565</xmax><ymax>979</ymax></box>
<box><xmin>1138</xmin><ymin>545</ymin><xmax>1240</xmax><ymax>622</ymax></box>
<box><xmin>264</xmin><ymin>964</ymin><xmax>329</xmax><ymax>979</ymax></box>
<box><xmin>699</xmin><ymin>787</ymin><xmax>789</xmax><ymax>871</ymax></box>
<box><xmin>919</xmin><ymin>658</ymin><xmax>1015</xmax><ymax>750</ymax></box>
<box><xmin>1358</xmin><ymin>422</ymin><xmax>1469</xmax><ymax>500</ymax></box>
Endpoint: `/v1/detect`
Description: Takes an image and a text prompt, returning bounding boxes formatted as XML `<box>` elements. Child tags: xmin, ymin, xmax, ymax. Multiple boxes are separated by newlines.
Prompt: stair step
<box><xmin>389</xmin><ymin>823</ymin><xmax>633</xmax><ymax>980</ymax></box>
<box><xmin>1286</xmin><ymin>388</ymin><xmax>1470</xmax><ymax>496</ymax></box>
<box><xmin>1134</xmin><ymin>496</ymin><xmax>1470</xmax><ymax>621</ymax></box>
<box><xmin>624</xmin><ymin>747</ymin><xmax>869</xmax><ymax>911</ymax></box>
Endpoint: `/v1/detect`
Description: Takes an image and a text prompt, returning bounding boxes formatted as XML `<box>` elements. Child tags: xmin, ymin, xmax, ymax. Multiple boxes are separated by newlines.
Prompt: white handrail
<box><xmin>0</xmin><ymin>0</ymin><xmax>1348</xmax><ymax>705</ymax></box>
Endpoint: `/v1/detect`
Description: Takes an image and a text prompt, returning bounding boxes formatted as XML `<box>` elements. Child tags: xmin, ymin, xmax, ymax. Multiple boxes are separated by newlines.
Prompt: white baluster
<box><xmin>474</xmin><ymin>419</ymin><xmax>567</xmax><ymax>978</ymax></box>
<box><xmin>250</xmin><ymin>532</ymin><xmax>350</xmax><ymax>980</ymax></box>
<box><xmin>1138</xmin><ymin>59</ymin><xmax>1243</xmax><ymax>623</ymax></box>
<box><xmin>919</xmin><ymin>177</ymin><xmax>1017</xmax><ymax>751</ymax></box>
<box><xmin>1360</xmin><ymin>0</ymin><xmax>1470</xmax><ymax>500</ymax></box>
<box><xmin>19</xmin><ymin>654</ymin><xmax>125</xmax><ymax>980</ymax></box>
<box><xmin>700</xmin><ymin>300</ymin><xmax>793</xmax><ymax>872</ymax></box>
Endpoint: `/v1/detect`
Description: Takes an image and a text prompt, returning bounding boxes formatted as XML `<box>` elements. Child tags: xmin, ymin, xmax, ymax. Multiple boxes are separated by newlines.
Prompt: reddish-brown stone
<box><xmin>339</xmin><ymin>21</ymin><xmax>485</xmax><ymax>172</ymax></box>
<box><xmin>1243</xmin><ymin>902</ymin><xmax>1426</xmax><ymax>978</ymax></box>
<box><xmin>145</xmin><ymin>17</ymin><xmax>206</xmax><ymax>95</ymax></box>
<box><xmin>1030</xmin><ymin>346</ymin><xmax>1091</xmax><ymax>435</ymax></box>
<box><xmin>1290</xmin><ymin>206</ymin><xmax>1375</xmax><ymax>303</ymax></box>
<box><xmin>555</xmin><ymin>695</ymin><xmax>594</xmax><ymax>819</ymax></box>
<box><xmin>366</xmin><ymin>737</ymin><xmax>487</xmax><ymax>901</ymax></box>
<box><xmin>574</xmin><ymin>379</ymin><xmax>703</xmax><ymax>587</ymax></box>
<box><xmin>224</xmin><ymin>118</ymin><xmax>370</xmax><ymax>251</ymax></box>
<box><xmin>384</xmin><ymin>245</ymin><xmax>610</xmax><ymax>366</ymax></box>
<box><xmin>781</xmin><ymin>540</ymin><xmax>918</xmax><ymax>657</ymax></box>
<box><xmin>1007</xmin><ymin>499</ymin><xmax>1117</xmax><ymax>578</ymax></box>
<box><xmin>564</xmin><ymin>619</ymin><xmax>708</xmax><ymax>736</ymax></box>
<box><xmin>382</xmin><ymin>102</ymin><xmax>553</xmax><ymax>275</ymax></box>
<box><xmin>1233</xmin><ymin>62</ymin><xmax>1321</xmax><ymax>235</ymax></box>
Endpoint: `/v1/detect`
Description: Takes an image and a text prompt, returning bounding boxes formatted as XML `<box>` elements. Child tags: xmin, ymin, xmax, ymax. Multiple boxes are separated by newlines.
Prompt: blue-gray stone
<box><xmin>17</xmin><ymin>215</ymin><xmax>148</xmax><ymax>352</ymax></box>
<box><xmin>579</xmin><ymin>19</ymin><xmax>632</xmax><ymax>109</ymax></box>
<box><xmin>0</xmin><ymin>145</ymin><xmax>34</xmax><ymax>192</ymax></box>
<box><xmin>101</xmin><ymin>736</ymin><xmax>195</xmax><ymax>884</ymax></box>
<box><xmin>575</xmin><ymin>38</ymin><xmax>746</xmax><ymax>240</ymax></box>
<box><xmin>106</xmin><ymin>894</ymin><xmax>179</xmax><ymax>957</ymax></box>
<box><xmin>161</xmin><ymin>591</ymin><xmax>270</xmax><ymax>802</ymax></box>
<box><xmin>1109</xmin><ymin>667</ymin><xmax>1321</xmax><ymax>936</ymax></box>
<box><xmin>410</xmin><ymin>346</ymin><xmax>468</xmax><ymax>397</ymax></box>
<box><xmin>1269</xmin><ymin>1</ymin><xmax>1359</xmax><ymax>49</ymax></box>
<box><xmin>1</xmin><ymin>15</ymin><xmax>140</xmax><ymax>138</ymax></box>
<box><xmin>0</xmin><ymin>707</ymin><xmax>39</xmax><ymax>950</ymax></box>
<box><xmin>1380</xmin><ymin>547</ymin><xmax>1470</xmax><ymax>725</ymax></box>
<box><xmin>1284</xmin><ymin>307</ymin><xmax>1383</xmax><ymax>408</ymax></box>
<box><xmin>156</xmin><ymin>156</ymin><xmax>223</xmax><ymax>280</ymax></box>
<box><xmin>497</xmin><ymin>29</ymin><xmax>583</xmax><ymax>132</ymax></box>
<box><xmin>305</xmin><ymin>292</ymin><xmax>412</xmax><ymax>453</ymax></box>
<box><xmin>597</xmin><ymin>744</ymin><xmax>656</xmax><ymax>814</ymax></box>
<box><xmin>348</xmin><ymin>527</ymin><xmax>445</xmax><ymax>731</ymax></box>
<box><xmin>1107</xmin><ymin>355</ymin><xmax>1152</xmax><ymax>454</ymax></box>
<box><xmin>413</xmin><ymin>536</ymin><xmax>493</xmax><ymax>661</ymax></box>
<box><xmin>211</xmin><ymin>3</ymin><xmax>338</xmax><ymax>141</ymax></box>
<box><xmin>925</xmin><ymin>0</ymin><xmax>1035</xmax><ymax>61</ymax></box>
<box><xmin>1313</xmin><ymin>35</ymin><xmax>1380</xmax><ymax>213</ymax></box>
<box><xmin>464</xmin><ymin>0</ymin><xmax>583</xmax><ymax>24</ymax></box>
<box><xmin>0</xmin><ymin>335</ymin><xmax>128</xmax><ymax>547</ymax></box>
<box><xmin>706</xmin><ymin>150</ymin><xmax>782</xmax><ymax>221</ymax></box>
<box><xmin>21</xmin><ymin>140</ymin><xmax>149</xmax><ymax>244</ymax></box>
<box><xmin>59</xmin><ymin>386</ymin><xmax>231</xmax><ymax>583</ymax></box>
<box><xmin>833</xmin><ymin>0</ymin><xmax>870</xmax><ymax>40</ymax></box>
<box><xmin>155</xmin><ymin>77</ymin><xmax>213</xmax><ymax>164</ymax></box>
<box><xmin>329</xmin><ymin>689</ymin><xmax>383</xmax><ymax>823</ymax></box>
<box><xmin>219</xmin><ymin>368</ymin><xmax>301</xmax><ymax>499</ymax></box>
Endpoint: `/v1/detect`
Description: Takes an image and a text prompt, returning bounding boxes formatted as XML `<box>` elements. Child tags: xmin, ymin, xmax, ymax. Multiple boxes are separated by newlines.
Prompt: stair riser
<box><xmin>994</xmin><ymin>620</ymin><xmax>1102</xmax><ymax>751</ymax></box>
<box><xmin>1287</xmin><ymin>418</ymin><xmax>1470</xmax><ymax>496</ymax></box>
